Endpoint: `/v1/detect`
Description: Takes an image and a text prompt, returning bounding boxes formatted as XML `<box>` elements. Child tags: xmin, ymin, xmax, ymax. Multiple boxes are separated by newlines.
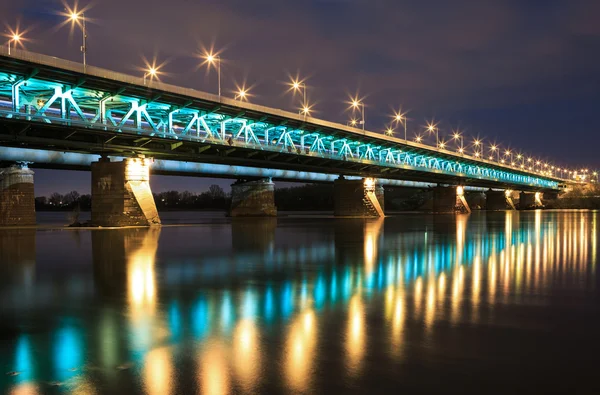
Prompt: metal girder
<box><xmin>0</xmin><ymin>66</ymin><xmax>562</xmax><ymax>190</ymax></box>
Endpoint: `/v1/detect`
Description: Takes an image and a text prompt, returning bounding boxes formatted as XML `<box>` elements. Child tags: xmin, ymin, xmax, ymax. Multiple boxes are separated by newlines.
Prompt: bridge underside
<box><xmin>0</xmin><ymin>51</ymin><xmax>562</xmax><ymax>193</ymax></box>
<box><xmin>0</xmin><ymin>118</ymin><xmax>558</xmax><ymax>193</ymax></box>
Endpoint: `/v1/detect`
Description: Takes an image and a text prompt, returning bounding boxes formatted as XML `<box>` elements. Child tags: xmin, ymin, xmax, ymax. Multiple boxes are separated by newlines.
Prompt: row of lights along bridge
<box><xmin>3</xmin><ymin>6</ymin><xmax>597</xmax><ymax>182</ymax></box>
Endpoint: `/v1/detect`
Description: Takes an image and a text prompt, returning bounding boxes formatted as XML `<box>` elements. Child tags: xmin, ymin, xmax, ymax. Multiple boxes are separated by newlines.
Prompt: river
<box><xmin>1</xmin><ymin>210</ymin><xmax>599</xmax><ymax>393</ymax></box>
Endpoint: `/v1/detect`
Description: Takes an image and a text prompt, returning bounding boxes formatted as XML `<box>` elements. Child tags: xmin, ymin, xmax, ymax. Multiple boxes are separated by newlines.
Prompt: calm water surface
<box><xmin>1</xmin><ymin>211</ymin><xmax>599</xmax><ymax>394</ymax></box>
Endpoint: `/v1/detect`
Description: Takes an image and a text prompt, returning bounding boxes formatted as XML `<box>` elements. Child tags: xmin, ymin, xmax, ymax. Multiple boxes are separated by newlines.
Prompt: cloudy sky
<box><xmin>4</xmin><ymin>0</ymin><xmax>600</xmax><ymax>195</ymax></box>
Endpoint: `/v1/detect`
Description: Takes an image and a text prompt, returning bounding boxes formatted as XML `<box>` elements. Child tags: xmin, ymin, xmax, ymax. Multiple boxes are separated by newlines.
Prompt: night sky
<box><xmin>4</xmin><ymin>0</ymin><xmax>600</xmax><ymax>196</ymax></box>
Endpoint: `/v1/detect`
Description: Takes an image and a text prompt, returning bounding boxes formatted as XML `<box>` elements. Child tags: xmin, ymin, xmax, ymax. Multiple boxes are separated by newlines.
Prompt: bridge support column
<box><xmin>229</xmin><ymin>178</ymin><xmax>277</xmax><ymax>217</ymax></box>
<box><xmin>91</xmin><ymin>157</ymin><xmax>161</xmax><ymax>227</ymax></box>
<box><xmin>433</xmin><ymin>186</ymin><xmax>470</xmax><ymax>213</ymax></box>
<box><xmin>486</xmin><ymin>190</ymin><xmax>511</xmax><ymax>210</ymax></box>
<box><xmin>519</xmin><ymin>191</ymin><xmax>543</xmax><ymax>210</ymax></box>
<box><xmin>0</xmin><ymin>164</ymin><xmax>36</xmax><ymax>226</ymax></box>
<box><xmin>334</xmin><ymin>177</ymin><xmax>384</xmax><ymax>217</ymax></box>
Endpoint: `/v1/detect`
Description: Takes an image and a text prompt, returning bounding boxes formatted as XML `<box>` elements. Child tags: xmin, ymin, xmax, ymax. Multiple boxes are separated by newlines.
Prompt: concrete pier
<box><xmin>0</xmin><ymin>164</ymin><xmax>36</xmax><ymax>226</ymax></box>
<box><xmin>486</xmin><ymin>190</ymin><xmax>510</xmax><ymax>210</ymax></box>
<box><xmin>519</xmin><ymin>192</ymin><xmax>542</xmax><ymax>210</ymax></box>
<box><xmin>91</xmin><ymin>157</ymin><xmax>161</xmax><ymax>227</ymax></box>
<box><xmin>333</xmin><ymin>177</ymin><xmax>384</xmax><ymax>217</ymax></box>
<box><xmin>229</xmin><ymin>178</ymin><xmax>277</xmax><ymax>217</ymax></box>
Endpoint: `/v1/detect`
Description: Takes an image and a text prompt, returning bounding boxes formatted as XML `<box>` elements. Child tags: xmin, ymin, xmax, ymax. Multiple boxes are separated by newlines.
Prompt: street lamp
<box><xmin>452</xmin><ymin>130</ymin><xmax>464</xmax><ymax>154</ymax></box>
<box><xmin>490</xmin><ymin>144</ymin><xmax>499</xmax><ymax>162</ymax></box>
<box><xmin>300</xmin><ymin>104</ymin><xmax>312</xmax><ymax>118</ymax></box>
<box><xmin>426</xmin><ymin>120</ymin><xmax>439</xmax><ymax>148</ymax></box>
<box><xmin>143</xmin><ymin>67</ymin><xmax>157</xmax><ymax>84</ymax></box>
<box><xmin>385</xmin><ymin>126</ymin><xmax>394</xmax><ymax>136</ymax></box>
<box><xmin>393</xmin><ymin>110</ymin><xmax>408</xmax><ymax>142</ymax></box>
<box><xmin>290</xmin><ymin>78</ymin><xmax>307</xmax><ymax>114</ymax></box>
<box><xmin>350</xmin><ymin>98</ymin><xmax>365</xmax><ymax>130</ymax></box>
<box><xmin>68</xmin><ymin>11</ymin><xmax>88</xmax><ymax>70</ymax></box>
<box><xmin>203</xmin><ymin>52</ymin><xmax>221</xmax><ymax>96</ymax></box>
<box><xmin>505</xmin><ymin>150</ymin><xmax>513</xmax><ymax>166</ymax></box>
<box><xmin>473</xmin><ymin>139</ymin><xmax>483</xmax><ymax>159</ymax></box>
<box><xmin>235</xmin><ymin>87</ymin><xmax>248</xmax><ymax>101</ymax></box>
<box><xmin>7</xmin><ymin>33</ymin><xmax>20</xmax><ymax>55</ymax></box>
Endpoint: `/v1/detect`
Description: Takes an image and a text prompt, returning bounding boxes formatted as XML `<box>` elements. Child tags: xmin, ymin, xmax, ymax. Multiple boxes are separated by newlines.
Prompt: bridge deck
<box><xmin>0</xmin><ymin>47</ymin><xmax>567</xmax><ymax>191</ymax></box>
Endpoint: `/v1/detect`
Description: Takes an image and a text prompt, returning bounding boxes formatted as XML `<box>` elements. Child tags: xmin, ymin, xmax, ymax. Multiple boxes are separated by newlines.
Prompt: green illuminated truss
<box><xmin>0</xmin><ymin>53</ymin><xmax>560</xmax><ymax>190</ymax></box>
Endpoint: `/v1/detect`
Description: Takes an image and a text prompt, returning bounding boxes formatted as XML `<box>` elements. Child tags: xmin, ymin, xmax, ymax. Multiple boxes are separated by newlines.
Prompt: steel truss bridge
<box><xmin>0</xmin><ymin>48</ymin><xmax>564</xmax><ymax>191</ymax></box>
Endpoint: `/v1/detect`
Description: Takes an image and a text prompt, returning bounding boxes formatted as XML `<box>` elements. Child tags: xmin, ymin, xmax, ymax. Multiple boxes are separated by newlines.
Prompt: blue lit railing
<box><xmin>0</xmin><ymin>48</ymin><xmax>561</xmax><ymax>189</ymax></box>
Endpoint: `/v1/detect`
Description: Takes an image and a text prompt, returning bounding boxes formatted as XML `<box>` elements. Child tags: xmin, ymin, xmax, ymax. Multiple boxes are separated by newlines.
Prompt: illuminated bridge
<box><xmin>0</xmin><ymin>48</ymin><xmax>573</xmax><ymax>226</ymax></box>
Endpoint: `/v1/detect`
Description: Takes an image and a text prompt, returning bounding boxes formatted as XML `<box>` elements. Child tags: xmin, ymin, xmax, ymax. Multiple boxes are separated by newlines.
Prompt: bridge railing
<box><xmin>0</xmin><ymin>47</ymin><xmax>567</xmax><ymax>189</ymax></box>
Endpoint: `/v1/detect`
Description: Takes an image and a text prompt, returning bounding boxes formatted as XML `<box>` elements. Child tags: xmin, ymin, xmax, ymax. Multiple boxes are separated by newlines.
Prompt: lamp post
<box><xmin>235</xmin><ymin>88</ymin><xmax>248</xmax><ymax>101</ymax></box>
<box><xmin>505</xmin><ymin>150</ymin><xmax>513</xmax><ymax>166</ymax></box>
<box><xmin>7</xmin><ymin>33</ymin><xmax>20</xmax><ymax>55</ymax></box>
<box><xmin>473</xmin><ymin>139</ymin><xmax>483</xmax><ymax>159</ymax></box>
<box><xmin>143</xmin><ymin>67</ymin><xmax>157</xmax><ymax>84</ymax></box>
<box><xmin>490</xmin><ymin>145</ymin><xmax>499</xmax><ymax>162</ymax></box>
<box><xmin>351</xmin><ymin>100</ymin><xmax>365</xmax><ymax>130</ymax></box>
<box><xmin>452</xmin><ymin>130</ymin><xmax>464</xmax><ymax>155</ymax></box>
<box><xmin>69</xmin><ymin>12</ymin><xmax>87</xmax><ymax>70</ymax></box>
<box><xmin>426</xmin><ymin>121</ymin><xmax>439</xmax><ymax>149</ymax></box>
<box><xmin>393</xmin><ymin>111</ymin><xmax>407</xmax><ymax>142</ymax></box>
<box><xmin>204</xmin><ymin>53</ymin><xmax>221</xmax><ymax>96</ymax></box>
<box><xmin>291</xmin><ymin>80</ymin><xmax>307</xmax><ymax>111</ymax></box>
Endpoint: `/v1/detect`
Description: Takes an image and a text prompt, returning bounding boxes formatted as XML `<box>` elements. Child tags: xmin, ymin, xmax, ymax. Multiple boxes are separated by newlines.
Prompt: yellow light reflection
<box><xmin>391</xmin><ymin>292</ymin><xmax>405</xmax><ymax>358</ymax></box>
<box><xmin>285</xmin><ymin>309</ymin><xmax>316</xmax><ymax>392</ymax></box>
<box><xmin>144</xmin><ymin>347</ymin><xmax>173</xmax><ymax>395</ymax></box>
<box><xmin>364</xmin><ymin>219</ymin><xmax>384</xmax><ymax>274</ymax></box>
<box><xmin>233</xmin><ymin>319</ymin><xmax>261</xmax><ymax>392</ymax></box>
<box><xmin>200</xmin><ymin>340</ymin><xmax>230</xmax><ymax>395</ymax></box>
<box><xmin>345</xmin><ymin>295</ymin><xmax>365</xmax><ymax>376</ymax></box>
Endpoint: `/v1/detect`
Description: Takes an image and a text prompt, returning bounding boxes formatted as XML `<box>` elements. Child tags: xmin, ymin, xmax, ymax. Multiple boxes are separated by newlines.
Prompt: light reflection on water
<box><xmin>0</xmin><ymin>211</ymin><xmax>599</xmax><ymax>393</ymax></box>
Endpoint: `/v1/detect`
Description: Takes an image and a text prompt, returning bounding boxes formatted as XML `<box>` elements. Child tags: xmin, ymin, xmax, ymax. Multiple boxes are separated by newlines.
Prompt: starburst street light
<box><xmin>425</xmin><ymin>120</ymin><xmax>439</xmax><ymax>149</ymax></box>
<box><xmin>473</xmin><ymin>139</ymin><xmax>483</xmax><ymax>158</ymax></box>
<box><xmin>66</xmin><ymin>9</ymin><xmax>88</xmax><ymax>70</ymax></box>
<box><xmin>300</xmin><ymin>104</ymin><xmax>312</xmax><ymax>117</ymax></box>
<box><xmin>392</xmin><ymin>110</ymin><xmax>408</xmax><ymax>141</ymax></box>
<box><xmin>288</xmin><ymin>77</ymin><xmax>308</xmax><ymax>113</ymax></box>
<box><xmin>349</xmin><ymin>97</ymin><xmax>365</xmax><ymax>130</ymax></box>
<box><xmin>235</xmin><ymin>87</ymin><xmax>248</xmax><ymax>101</ymax></box>
<box><xmin>385</xmin><ymin>127</ymin><xmax>394</xmax><ymax>136</ymax></box>
<box><xmin>7</xmin><ymin>33</ymin><xmax>20</xmax><ymax>56</ymax></box>
<box><xmin>202</xmin><ymin>51</ymin><xmax>222</xmax><ymax>96</ymax></box>
<box><xmin>143</xmin><ymin>67</ymin><xmax>158</xmax><ymax>84</ymax></box>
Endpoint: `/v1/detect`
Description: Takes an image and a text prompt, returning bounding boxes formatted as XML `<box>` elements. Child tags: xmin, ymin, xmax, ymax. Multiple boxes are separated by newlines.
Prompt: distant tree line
<box><xmin>34</xmin><ymin>183</ymin><xmax>429</xmax><ymax>212</ymax></box>
<box><xmin>35</xmin><ymin>184</ymin><xmax>230</xmax><ymax>211</ymax></box>
<box><xmin>153</xmin><ymin>185</ymin><xmax>229</xmax><ymax>210</ymax></box>
<box><xmin>35</xmin><ymin>191</ymin><xmax>92</xmax><ymax>211</ymax></box>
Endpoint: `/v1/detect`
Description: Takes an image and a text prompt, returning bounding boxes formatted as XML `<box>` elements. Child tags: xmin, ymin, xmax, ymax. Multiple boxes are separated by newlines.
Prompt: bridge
<box><xmin>0</xmin><ymin>47</ymin><xmax>579</xmax><ymax>226</ymax></box>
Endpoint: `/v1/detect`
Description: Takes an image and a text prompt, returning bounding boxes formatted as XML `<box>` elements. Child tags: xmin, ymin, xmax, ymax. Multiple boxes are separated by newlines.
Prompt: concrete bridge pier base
<box><xmin>333</xmin><ymin>177</ymin><xmax>384</xmax><ymax>217</ymax></box>
<box><xmin>486</xmin><ymin>190</ymin><xmax>511</xmax><ymax>210</ymax></box>
<box><xmin>91</xmin><ymin>157</ymin><xmax>161</xmax><ymax>227</ymax></box>
<box><xmin>433</xmin><ymin>186</ymin><xmax>470</xmax><ymax>213</ymax></box>
<box><xmin>519</xmin><ymin>191</ymin><xmax>543</xmax><ymax>210</ymax></box>
<box><xmin>0</xmin><ymin>164</ymin><xmax>36</xmax><ymax>226</ymax></box>
<box><xmin>229</xmin><ymin>178</ymin><xmax>277</xmax><ymax>217</ymax></box>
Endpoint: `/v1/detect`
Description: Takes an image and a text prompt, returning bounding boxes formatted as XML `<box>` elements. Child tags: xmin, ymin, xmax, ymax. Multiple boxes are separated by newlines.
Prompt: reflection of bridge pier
<box><xmin>92</xmin><ymin>228</ymin><xmax>161</xmax><ymax>298</ymax></box>
<box><xmin>334</xmin><ymin>219</ymin><xmax>383</xmax><ymax>269</ymax></box>
<box><xmin>0</xmin><ymin>229</ymin><xmax>36</xmax><ymax>288</ymax></box>
<box><xmin>231</xmin><ymin>217</ymin><xmax>277</xmax><ymax>252</ymax></box>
